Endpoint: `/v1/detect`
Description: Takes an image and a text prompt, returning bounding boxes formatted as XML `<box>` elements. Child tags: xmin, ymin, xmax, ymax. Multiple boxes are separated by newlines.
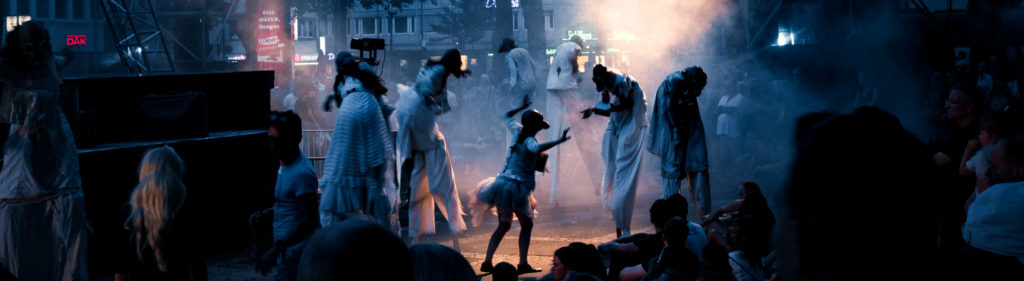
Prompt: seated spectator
<box><xmin>702</xmin><ymin>182</ymin><xmax>771</xmax><ymax>253</ymax></box>
<box><xmin>639</xmin><ymin>218</ymin><xmax>701</xmax><ymax>281</ymax></box>
<box><xmin>961</xmin><ymin>136</ymin><xmax>1024</xmax><ymax>280</ymax></box>
<box><xmin>778</xmin><ymin>108</ymin><xmax>944</xmax><ymax>280</ymax></box>
<box><xmin>726</xmin><ymin>217</ymin><xmax>775</xmax><ymax>281</ymax></box>
<box><xmin>544</xmin><ymin>242</ymin><xmax>607</xmax><ymax>281</ymax></box>
<box><xmin>298</xmin><ymin>219</ymin><xmax>412</xmax><ymax>281</ymax></box>
<box><xmin>601</xmin><ymin>198</ymin><xmax>679</xmax><ymax>281</ymax></box>
<box><xmin>960</xmin><ymin>116</ymin><xmax>1006</xmax><ymax>210</ymax></box>
<box><xmin>117</xmin><ymin>146</ymin><xmax>207</xmax><ymax>281</ymax></box>
<box><xmin>697</xmin><ymin>243</ymin><xmax>736</xmax><ymax>281</ymax></box>
<box><xmin>666</xmin><ymin>194</ymin><xmax>707</xmax><ymax>262</ymax></box>
<box><xmin>493</xmin><ymin>262</ymin><xmax>519</xmax><ymax>281</ymax></box>
<box><xmin>702</xmin><ymin>181</ymin><xmax>771</xmax><ymax>227</ymax></box>
<box><xmin>409</xmin><ymin>243</ymin><xmax>476</xmax><ymax>281</ymax></box>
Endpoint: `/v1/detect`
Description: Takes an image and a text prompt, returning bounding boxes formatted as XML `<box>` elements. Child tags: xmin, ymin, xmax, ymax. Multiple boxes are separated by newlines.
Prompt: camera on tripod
<box><xmin>350</xmin><ymin>38</ymin><xmax>385</xmax><ymax>65</ymax></box>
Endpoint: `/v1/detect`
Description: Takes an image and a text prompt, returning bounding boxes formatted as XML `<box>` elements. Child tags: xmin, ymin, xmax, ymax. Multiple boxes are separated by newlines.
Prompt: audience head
<box><xmin>553</xmin><ymin>242</ymin><xmax>607</xmax><ymax>280</ymax></box>
<box><xmin>492</xmin><ymin>262</ymin><xmax>518</xmax><ymax>281</ymax></box>
<box><xmin>268</xmin><ymin>110</ymin><xmax>303</xmax><ymax>161</ymax></box>
<box><xmin>667</xmin><ymin>194</ymin><xmax>689</xmax><ymax>218</ymax></box>
<box><xmin>945</xmin><ymin>83</ymin><xmax>980</xmax><ymax>122</ymax></box>
<box><xmin>780</xmin><ymin>109</ymin><xmax>941</xmax><ymax>280</ymax></box>
<box><xmin>650</xmin><ymin>198</ymin><xmax>676</xmax><ymax>231</ymax></box>
<box><xmin>661</xmin><ymin>217</ymin><xmax>688</xmax><ymax>248</ymax></box>
<box><xmin>737</xmin><ymin>181</ymin><xmax>772</xmax><ymax>224</ymax></box>
<box><xmin>409</xmin><ymin>243</ymin><xmax>476</xmax><ymax>281</ymax></box>
<box><xmin>989</xmin><ymin>136</ymin><xmax>1024</xmax><ymax>185</ymax></box>
<box><xmin>979</xmin><ymin>115</ymin><xmax>1006</xmax><ymax>146</ymax></box>
<box><xmin>298</xmin><ymin>220</ymin><xmax>412</xmax><ymax>281</ymax></box>
<box><xmin>699</xmin><ymin>242</ymin><xmax>735</xmax><ymax>281</ymax></box>
<box><xmin>126</xmin><ymin>145</ymin><xmax>187</xmax><ymax>272</ymax></box>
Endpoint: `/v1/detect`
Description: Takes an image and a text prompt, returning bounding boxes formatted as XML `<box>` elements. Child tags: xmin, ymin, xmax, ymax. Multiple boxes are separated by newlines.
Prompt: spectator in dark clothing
<box><xmin>297</xmin><ymin>219</ymin><xmax>412</xmax><ymax>281</ymax></box>
<box><xmin>553</xmin><ymin>242</ymin><xmax>608</xmax><ymax>280</ymax></box>
<box><xmin>639</xmin><ymin>218</ymin><xmax>700</xmax><ymax>281</ymax></box>
<box><xmin>933</xmin><ymin>84</ymin><xmax>982</xmax><ymax>250</ymax></box>
<box><xmin>258</xmin><ymin>111</ymin><xmax>320</xmax><ymax>281</ymax></box>
<box><xmin>116</xmin><ymin>146</ymin><xmax>207</xmax><ymax>281</ymax></box>
<box><xmin>698</xmin><ymin>243</ymin><xmax>736</xmax><ymax>281</ymax></box>
<box><xmin>602</xmin><ymin>197</ymin><xmax>684</xmax><ymax>281</ymax></box>
<box><xmin>778</xmin><ymin>108</ymin><xmax>943</xmax><ymax>281</ymax></box>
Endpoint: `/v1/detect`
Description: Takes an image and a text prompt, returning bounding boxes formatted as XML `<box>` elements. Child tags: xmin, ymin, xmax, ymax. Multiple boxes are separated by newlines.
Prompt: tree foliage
<box><xmin>432</xmin><ymin>0</ymin><xmax>495</xmax><ymax>47</ymax></box>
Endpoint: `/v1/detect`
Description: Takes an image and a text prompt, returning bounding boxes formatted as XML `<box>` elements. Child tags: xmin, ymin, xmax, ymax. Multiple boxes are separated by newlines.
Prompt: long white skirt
<box><xmin>600</xmin><ymin>125</ymin><xmax>646</xmax><ymax>233</ymax></box>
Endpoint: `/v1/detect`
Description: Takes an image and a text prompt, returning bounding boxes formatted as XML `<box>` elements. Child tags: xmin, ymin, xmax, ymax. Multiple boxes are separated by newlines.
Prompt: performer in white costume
<box><xmin>648</xmin><ymin>66</ymin><xmax>712</xmax><ymax>219</ymax></box>
<box><xmin>318</xmin><ymin>53</ymin><xmax>400</xmax><ymax>232</ymax></box>
<box><xmin>498</xmin><ymin>38</ymin><xmax>538</xmax><ymax>148</ymax></box>
<box><xmin>396</xmin><ymin>49</ymin><xmax>469</xmax><ymax>248</ymax></box>
<box><xmin>545</xmin><ymin>35</ymin><xmax>602</xmax><ymax>206</ymax></box>
<box><xmin>0</xmin><ymin>21</ymin><xmax>89</xmax><ymax>281</ymax></box>
<box><xmin>582</xmin><ymin>64</ymin><xmax>647</xmax><ymax>238</ymax></box>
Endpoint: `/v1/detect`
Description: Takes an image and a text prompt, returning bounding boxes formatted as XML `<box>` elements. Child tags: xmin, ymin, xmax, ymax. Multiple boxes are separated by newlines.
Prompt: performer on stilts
<box><xmin>498</xmin><ymin>37</ymin><xmax>538</xmax><ymax>148</ymax></box>
<box><xmin>396</xmin><ymin>49</ymin><xmax>469</xmax><ymax>249</ymax></box>
<box><xmin>546</xmin><ymin>35</ymin><xmax>603</xmax><ymax>207</ymax></box>
<box><xmin>318</xmin><ymin>52</ymin><xmax>400</xmax><ymax>232</ymax></box>
<box><xmin>471</xmin><ymin>96</ymin><xmax>570</xmax><ymax>274</ymax></box>
<box><xmin>582</xmin><ymin>64</ymin><xmax>647</xmax><ymax>238</ymax></box>
<box><xmin>647</xmin><ymin>66</ymin><xmax>712</xmax><ymax>219</ymax></box>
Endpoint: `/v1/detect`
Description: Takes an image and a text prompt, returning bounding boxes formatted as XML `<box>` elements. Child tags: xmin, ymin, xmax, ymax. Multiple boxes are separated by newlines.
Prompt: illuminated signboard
<box><xmin>485</xmin><ymin>0</ymin><xmax>519</xmax><ymax>8</ymax></box>
<box><xmin>609</xmin><ymin>31</ymin><xmax>637</xmax><ymax>41</ymax></box>
<box><xmin>66</xmin><ymin>35</ymin><xmax>87</xmax><ymax>46</ymax></box>
<box><xmin>563</xmin><ymin>30</ymin><xmax>597</xmax><ymax>42</ymax></box>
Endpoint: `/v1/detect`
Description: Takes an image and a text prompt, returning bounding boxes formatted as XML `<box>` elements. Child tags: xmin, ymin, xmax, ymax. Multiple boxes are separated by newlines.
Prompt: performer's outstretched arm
<box><xmin>533</xmin><ymin>128</ymin><xmax>571</xmax><ymax>153</ymax></box>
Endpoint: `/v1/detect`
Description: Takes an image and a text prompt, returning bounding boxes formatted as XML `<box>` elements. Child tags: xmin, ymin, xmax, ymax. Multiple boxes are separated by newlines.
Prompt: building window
<box><xmin>393</xmin><ymin>16</ymin><xmax>414</xmax><ymax>34</ymax></box>
<box><xmin>17</xmin><ymin>0</ymin><xmax>30</xmax><ymax>15</ymax></box>
<box><xmin>360</xmin><ymin>17</ymin><xmax>377</xmax><ymax>35</ymax></box>
<box><xmin>73</xmin><ymin>0</ymin><xmax>88</xmax><ymax>19</ymax></box>
<box><xmin>298</xmin><ymin>19</ymin><xmax>315</xmax><ymax>38</ymax></box>
<box><xmin>56</xmin><ymin>0</ymin><xmax>69</xmax><ymax>19</ymax></box>
<box><xmin>37</xmin><ymin>0</ymin><xmax>52</xmax><ymax>18</ymax></box>
<box><xmin>545</xmin><ymin>11</ymin><xmax>553</xmax><ymax>30</ymax></box>
<box><xmin>512</xmin><ymin>11</ymin><xmax>519</xmax><ymax>30</ymax></box>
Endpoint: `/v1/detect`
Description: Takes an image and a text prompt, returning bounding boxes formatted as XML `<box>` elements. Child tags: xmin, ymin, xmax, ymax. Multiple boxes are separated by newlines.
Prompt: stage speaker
<box><xmin>136</xmin><ymin>91</ymin><xmax>209</xmax><ymax>141</ymax></box>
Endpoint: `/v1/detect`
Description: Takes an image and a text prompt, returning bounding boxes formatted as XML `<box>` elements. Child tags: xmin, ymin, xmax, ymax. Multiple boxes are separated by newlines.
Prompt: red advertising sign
<box><xmin>256</xmin><ymin>7</ymin><xmax>287</xmax><ymax>76</ymax></box>
<box><xmin>66</xmin><ymin>35</ymin><xmax>86</xmax><ymax>46</ymax></box>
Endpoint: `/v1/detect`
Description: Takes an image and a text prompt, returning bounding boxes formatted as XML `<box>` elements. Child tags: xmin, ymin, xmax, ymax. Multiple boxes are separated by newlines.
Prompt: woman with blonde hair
<box><xmin>116</xmin><ymin>146</ymin><xmax>206</xmax><ymax>281</ymax></box>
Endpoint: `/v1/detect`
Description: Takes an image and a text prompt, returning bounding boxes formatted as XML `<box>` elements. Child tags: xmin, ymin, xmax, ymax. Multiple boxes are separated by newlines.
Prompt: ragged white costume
<box><xmin>318</xmin><ymin>76</ymin><xmax>400</xmax><ymax>232</ymax></box>
<box><xmin>596</xmin><ymin>73</ymin><xmax>647</xmax><ymax>236</ymax></box>
<box><xmin>396</xmin><ymin>64</ymin><xmax>467</xmax><ymax>238</ymax></box>
<box><xmin>648</xmin><ymin>71</ymin><xmax>711</xmax><ymax>217</ymax></box>
<box><xmin>0</xmin><ymin>63</ymin><xmax>89</xmax><ymax>281</ymax></box>
<box><xmin>545</xmin><ymin>41</ymin><xmax>593</xmax><ymax>205</ymax></box>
